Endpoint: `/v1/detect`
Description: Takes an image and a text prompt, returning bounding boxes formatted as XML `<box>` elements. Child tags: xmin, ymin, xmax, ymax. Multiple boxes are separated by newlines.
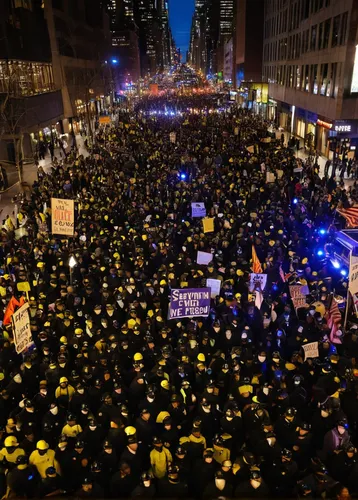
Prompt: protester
<box><xmin>0</xmin><ymin>93</ymin><xmax>355</xmax><ymax>498</ymax></box>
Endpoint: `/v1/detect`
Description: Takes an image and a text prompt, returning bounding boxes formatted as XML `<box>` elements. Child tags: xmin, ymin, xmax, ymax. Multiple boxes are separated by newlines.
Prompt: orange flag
<box><xmin>252</xmin><ymin>245</ymin><xmax>263</xmax><ymax>274</ymax></box>
<box><xmin>3</xmin><ymin>296</ymin><xmax>25</xmax><ymax>326</ymax></box>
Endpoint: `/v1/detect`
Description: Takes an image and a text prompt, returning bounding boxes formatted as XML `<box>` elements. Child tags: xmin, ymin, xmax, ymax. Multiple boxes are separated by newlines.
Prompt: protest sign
<box><xmin>266</xmin><ymin>172</ymin><xmax>275</xmax><ymax>183</ymax></box>
<box><xmin>349</xmin><ymin>254</ymin><xmax>358</xmax><ymax>296</ymax></box>
<box><xmin>51</xmin><ymin>198</ymin><xmax>75</xmax><ymax>236</ymax></box>
<box><xmin>170</xmin><ymin>132</ymin><xmax>176</xmax><ymax>144</ymax></box>
<box><xmin>12</xmin><ymin>303</ymin><xmax>32</xmax><ymax>354</ymax></box>
<box><xmin>169</xmin><ymin>288</ymin><xmax>211</xmax><ymax>319</ymax></box>
<box><xmin>202</xmin><ymin>217</ymin><xmax>214</xmax><ymax>233</ymax></box>
<box><xmin>249</xmin><ymin>273</ymin><xmax>267</xmax><ymax>292</ymax></box>
<box><xmin>289</xmin><ymin>285</ymin><xmax>308</xmax><ymax>310</ymax></box>
<box><xmin>197</xmin><ymin>251</ymin><xmax>213</xmax><ymax>266</ymax></box>
<box><xmin>302</xmin><ymin>341</ymin><xmax>319</xmax><ymax>360</ymax></box>
<box><xmin>206</xmin><ymin>278</ymin><xmax>221</xmax><ymax>298</ymax></box>
<box><xmin>191</xmin><ymin>202</ymin><xmax>206</xmax><ymax>218</ymax></box>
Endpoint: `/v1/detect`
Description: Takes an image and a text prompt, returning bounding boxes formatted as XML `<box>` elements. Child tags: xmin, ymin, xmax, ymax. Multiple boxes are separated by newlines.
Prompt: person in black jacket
<box><xmin>234</xmin><ymin>469</ymin><xmax>270</xmax><ymax>498</ymax></box>
<box><xmin>203</xmin><ymin>469</ymin><xmax>233</xmax><ymax>499</ymax></box>
<box><xmin>131</xmin><ymin>472</ymin><xmax>156</xmax><ymax>498</ymax></box>
<box><xmin>158</xmin><ymin>464</ymin><xmax>188</xmax><ymax>497</ymax></box>
<box><xmin>6</xmin><ymin>454</ymin><xmax>40</xmax><ymax>498</ymax></box>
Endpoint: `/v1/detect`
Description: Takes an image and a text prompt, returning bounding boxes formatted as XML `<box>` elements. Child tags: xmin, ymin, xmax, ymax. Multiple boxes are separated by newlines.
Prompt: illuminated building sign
<box><xmin>317</xmin><ymin>119</ymin><xmax>332</xmax><ymax>129</ymax></box>
<box><xmin>335</xmin><ymin>125</ymin><xmax>351</xmax><ymax>132</ymax></box>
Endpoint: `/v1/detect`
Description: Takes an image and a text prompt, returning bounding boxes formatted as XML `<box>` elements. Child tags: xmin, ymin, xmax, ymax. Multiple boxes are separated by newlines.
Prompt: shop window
<box><xmin>340</xmin><ymin>12</ymin><xmax>348</xmax><ymax>45</ymax></box>
<box><xmin>13</xmin><ymin>0</ymin><xmax>32</xmax><ymax>9</ymax></box>
<box><xmin>310</xmin><ymin>25</ymin><xmax>317</xmax><ymax>51</ymax></box>
<box><xmin>332</xmin><ymin>15</ymin><xmax>340</xmax><ymax>48</ymax></box>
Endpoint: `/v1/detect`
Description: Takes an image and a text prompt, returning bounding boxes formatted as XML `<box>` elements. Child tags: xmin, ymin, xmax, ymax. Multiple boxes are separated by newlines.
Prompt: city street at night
<box><xmin>1</xmin><ymin>1</ymin><xmax>358</xmax><ymax>499</ymax></box>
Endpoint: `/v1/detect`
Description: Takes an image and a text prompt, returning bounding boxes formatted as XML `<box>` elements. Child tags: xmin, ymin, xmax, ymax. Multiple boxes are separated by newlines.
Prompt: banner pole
<box><xmin>344</xmin><ymin>251</ymin><xmax>352</xmax><ymax>330</ymax></box>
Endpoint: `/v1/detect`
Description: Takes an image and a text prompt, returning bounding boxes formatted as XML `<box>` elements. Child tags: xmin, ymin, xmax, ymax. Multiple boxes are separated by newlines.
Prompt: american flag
<box><xmin>327</xmin><ymin>295</ymin><xmax>342</xmax><ymax>339</ymax></box>
<box><xmin>336</xmin><ymin>207</ymin><xmax>358</xmax><ymax>228</ymax></box>
<box><xmin>252</xmin><ymin>245</ymin><xmax>263</xmax><ymax>274</ymax></box>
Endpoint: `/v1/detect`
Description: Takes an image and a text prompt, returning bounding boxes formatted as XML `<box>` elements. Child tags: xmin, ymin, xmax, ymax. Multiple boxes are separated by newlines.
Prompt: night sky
<box><xmin>168</xmin><ymin>0</ymin><xmax>195</xmax><ymax>61</ymax></box>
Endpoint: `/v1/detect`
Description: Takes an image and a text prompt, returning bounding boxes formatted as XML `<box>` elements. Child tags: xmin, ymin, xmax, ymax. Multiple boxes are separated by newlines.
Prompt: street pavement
<box><xmin>0</xmin><ymin>135</ymin><xmax>87</xmax><ymax>225</ymax></box>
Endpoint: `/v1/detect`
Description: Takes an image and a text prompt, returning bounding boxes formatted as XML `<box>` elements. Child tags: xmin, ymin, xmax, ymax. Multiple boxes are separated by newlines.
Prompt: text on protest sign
<box><xmin>191</xmin><ymin>202</ymin><xmax>206</xmax><ymax>218</ymax></box>
<box><xmin>12</xmin><ymin>303</ymin><xmax>32</xmax><ymax>354</ymax></box>
<box><xmin>169</xmin><ymin>288</ymin><xmax>211</xmax><ymax>319</ymax></box>
<box><xmin>289</xmin><ymin>285</ymin><xmax>308</xmax><ymax>310</ymax></box>
<box><xmin>302</xmin><ymin>341</ymin><xmax>319</xmax><ymax>360</ymax></box>
<box><xmin>206</xmin><ymin>278</ymin><xmax>221</xmax><ymax>298</ymax></box>
<box><xmin>249</xmin><ymin>273</ymin><xmax>267</xmax><ymax>292</ymax></box>
<box><xmin>51</xmin><ymin>198</ymin><xmax>75</xmax><ymax>236</ymax></box>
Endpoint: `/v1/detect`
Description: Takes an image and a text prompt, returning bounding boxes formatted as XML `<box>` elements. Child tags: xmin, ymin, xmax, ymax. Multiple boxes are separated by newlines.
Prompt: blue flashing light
<box><xmin>293</xmin><ymin>198</ymin><xmax>298</xmax><ymax>204</ymax></box>
<box><xmin>111</xmin><ymin>59</ymin><xmax>118</xmax><ymax>64</ymax></box>
<box><xmin>272</xmin><ymin>283</ymin><xmax>279</xmax><ymax>291</ymax></box>
<box><xmin>317</xmin><ymin>249</ymin><xmax>324</xmax><ymax>257</ymax></box>
<box><xmin>180</xmin><ymin>173</ymin><xmax>186</xmax><ymax>180</ymax></box>
<box><xmin>332</xmin><ymin>260</ymin><xmax>341</xmax><ymax>269</ymax></box>
<box><xmin>319</xmin><ymin>228</ymin><xmax>326</xmax><ymax>235</ymax></box>
<box><xmin>340</xmin><ymin>269</ymin><xmax>347</xmax><ymax>277</ymax></box>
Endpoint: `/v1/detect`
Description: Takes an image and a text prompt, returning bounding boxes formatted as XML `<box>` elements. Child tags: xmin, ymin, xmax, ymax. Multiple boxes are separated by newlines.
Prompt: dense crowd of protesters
<box><xmin>0</xmin><ymin>94</ymin><xmax>357</xmax><ymax>499</ymax></box>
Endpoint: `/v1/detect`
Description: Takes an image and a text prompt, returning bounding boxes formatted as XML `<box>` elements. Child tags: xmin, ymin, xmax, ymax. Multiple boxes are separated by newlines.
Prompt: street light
<box><xmin>69</xmin><ymin>256</ymin><xmax>77</xmax><ymax>285</ymax></box>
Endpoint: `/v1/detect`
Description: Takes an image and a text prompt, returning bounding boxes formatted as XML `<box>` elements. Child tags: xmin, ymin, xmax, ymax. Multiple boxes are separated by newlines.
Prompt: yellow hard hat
<box><xmin>156</xmin><ymin>411</ymin><xmax>171</xmax><ymax>423</ymax></box>
<box><xmin>59</xmin><ymin>377</ymin><xmax>68</xmax><ymax>384</ymax></box>
<box><xmin>197</xmin><ymin>353</ymin><xmax>206</xmax><ymax>362</ymax></box>
<box><xmin>124</xmin><ymin>426</ymin><xmax>136</xmax><ymax>436</ymax></box>
<box><xmin>36</xmin><ymin>440</ymin><xmax>49</xmax><ymax>451</ymax></box>
<box><xmin>133</xmin><ymin>352</ymin><xmax>143</xmax><ymax>362</ymax></box>
<box><xmin>128</xmin><ymin>319</ymin><xmax>136</xmax><ymax>328</ymax></box>
<box><xmin>161</xmin><ymin>379</ymin><xmax>170</xmax><ymax>390</ymax></box>
<box><xmin>5</xmin><ymin>436</ymin><xmax>18</xmax><ymax>447</ymax></box>
<box><xmin>74</xmin><ymin>328</ymin><xmax>83</xmax><ymax>335</ymax></box>
<box><xmin>60</xmin><ymin>336</ymin><xmax>68</xmax><ymax>345</ymax></box>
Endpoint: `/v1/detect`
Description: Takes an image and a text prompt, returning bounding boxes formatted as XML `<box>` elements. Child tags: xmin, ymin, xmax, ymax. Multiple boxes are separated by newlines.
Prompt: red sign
<box><xmin>317</xmin><ymin>119</ymin><xmax>332</xmax><ymax>129</ymax></box>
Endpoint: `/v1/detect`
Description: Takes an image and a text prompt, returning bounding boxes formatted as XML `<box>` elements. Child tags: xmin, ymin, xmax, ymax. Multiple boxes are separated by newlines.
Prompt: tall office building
<box><xmin>262</xmin><ymin>0</ymin><xmax>358</xmax><ymax>157</ymax></box>
<box><xmin>235</xmin><ymin>0</ymin><xmax>264</xmax><ymax>86</ymax></box>
<box><xmin>111</xmin><ymin>0</ymin><xmax>140</xmax><ymax>87</ymax></box>
<box><xmin>219</xmin><ymin>0</ymin><xmax>234</xmax><ymax>40</ymax></box>
<box><xmin>188</xmin><ymin>0</ymin><xmax>213</xmax><ymax>74</ymax></box>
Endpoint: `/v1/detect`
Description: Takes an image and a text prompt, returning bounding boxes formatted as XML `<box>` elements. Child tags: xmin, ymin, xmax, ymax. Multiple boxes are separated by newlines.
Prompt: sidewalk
<box><xmin>0</xmin><ymin>134</ymin><xmax>88</xmax><ymax>225</ymax></box>
<box><xmin>275</xmin><ymin>129</ymin><xmax>327</xmax><ymax>176</ymax></box>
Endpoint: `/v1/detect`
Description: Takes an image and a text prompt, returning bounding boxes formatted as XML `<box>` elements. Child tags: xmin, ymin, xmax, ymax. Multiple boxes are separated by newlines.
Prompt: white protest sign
<box><xmin>206</xmin><ymin>278</ymin><xmax>221</xmax><ymax>298</ymax></box>
<box><xmin>191</xmin><ymin>202</ymin><xmax>206</xmax><ymax>218</ymax></box>
<box><xmin>349</xmin><ymin>254</ymin><xmax>358</xmax><ymax>296</ymax></box>
<box><xmin>302</xmin><ymin>341</ymin><xmax>319</xmax><ymax>360</ymax></box>
<box><xmin>249</xmin><ymin>273</ymin><xmax>267</xmax><ymax>292</ymax></box>
<box><xmin>266</xmin><ymin>172</ymin><xmax>275</xmax><ymax>183</ymax></box>
<box><xmin>12</xmin><ymin>303</ymin><xmax>32</xmax><ymax>354</ymax></box>
<box><xmin>197</xmin><ymin>251</ymin><xmax>213</xmax><ymax>266</ymax></box>
<box><xmin>51</xmin><ymin>198</ymin><xmax>75</xmax><ymax>236</ymax></box>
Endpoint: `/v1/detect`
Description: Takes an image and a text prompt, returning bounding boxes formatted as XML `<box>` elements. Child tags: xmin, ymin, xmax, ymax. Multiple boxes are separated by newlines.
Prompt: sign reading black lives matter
<box><xmin>169</xmin><ymin>288</ymin><xmax>211</xmax><ymax>319</ymax></box>
<box><xmin>12</xmin><ymin>303</ymin><xmax>32</xmax><ymax>354</ymax></box>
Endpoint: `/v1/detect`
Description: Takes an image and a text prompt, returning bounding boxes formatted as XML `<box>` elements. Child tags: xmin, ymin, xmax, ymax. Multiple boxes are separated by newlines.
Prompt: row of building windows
<box><xmin>264</xmin><ymin>11</ymin><xmax>348</xmax><ymax>62</ymax></box>
<box><xmin>265</xmin><ymin>0</ymin><xmax>333</xmax><ymax>38</ymax></box>
<box><xmin>264</xmin><ymin>61</ymin><xmax>341</xmax><ymax>98</ymax></box>
<box><xmin>0</xmin><ymin>61</ymin><xmax>55</xmax><ymax>96</ymax></box>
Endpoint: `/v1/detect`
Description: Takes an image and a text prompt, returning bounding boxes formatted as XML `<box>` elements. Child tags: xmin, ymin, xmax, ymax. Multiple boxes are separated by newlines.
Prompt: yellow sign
<box><xmin>51</xmin><ymin>198</ymin><xmax>75</xmax><ymax>236</ymax></box>
<box><xmin>202</xmin><ymin>218</ymin><xmax>214</xmax><ymax>233</ymax></box>
<box><xmin>99</xmin><ymin>115</ymin><xmax>111</xmax><ymax>124</ymax></box>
